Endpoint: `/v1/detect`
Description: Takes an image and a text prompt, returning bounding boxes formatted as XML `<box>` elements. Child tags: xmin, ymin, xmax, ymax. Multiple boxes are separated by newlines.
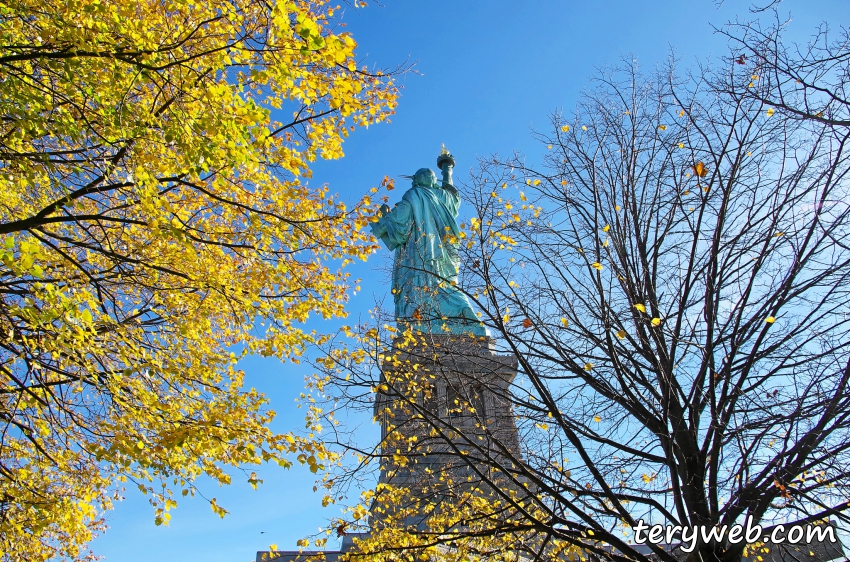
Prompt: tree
<box><xmin>0</xmin><ymin>0</ymin><xmax>397</xmax><ymax>559</ymax></box>
<box><xmin>719</xmin><ymin>16</ymin><xmax>850</xmax><ymax>129</ymax></box>
<box><xmin>311</xmin><ymin>21</ymin><xmax>850</xmax><ymax>562</ymax></box>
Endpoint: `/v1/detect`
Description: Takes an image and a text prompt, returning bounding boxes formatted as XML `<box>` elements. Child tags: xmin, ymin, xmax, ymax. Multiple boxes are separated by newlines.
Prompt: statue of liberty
<box><xmin>370</xmin><ymin>146</ymin><xmax>488</xmax><ymax>336</ymax></box>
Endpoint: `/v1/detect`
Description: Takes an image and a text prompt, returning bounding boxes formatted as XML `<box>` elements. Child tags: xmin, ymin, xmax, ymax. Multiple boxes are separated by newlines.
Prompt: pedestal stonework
<box><xmin>372</xmin><ymin>333</ymin><xmax>527</xmax><ymax>529</ymax></box>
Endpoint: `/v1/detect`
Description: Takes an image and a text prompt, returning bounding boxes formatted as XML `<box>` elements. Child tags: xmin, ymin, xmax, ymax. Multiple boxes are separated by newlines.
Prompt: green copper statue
<box><xmin>371</xmin><ymin>146</ymin><xmax>488</xmax><ymax>336</ymax></box>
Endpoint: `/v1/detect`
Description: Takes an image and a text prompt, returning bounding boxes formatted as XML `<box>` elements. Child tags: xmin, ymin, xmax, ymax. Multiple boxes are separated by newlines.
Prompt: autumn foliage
<box><xmin>0</xmin><ymin>0</ymin><xmax>396</xmax><ymax>559</ymax></box>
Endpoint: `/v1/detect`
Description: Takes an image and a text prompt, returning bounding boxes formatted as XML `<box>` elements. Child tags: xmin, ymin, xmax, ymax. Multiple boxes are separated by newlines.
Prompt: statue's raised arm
<box><xmin>370</xmin><ymin>147</ymin><xmax>488</xmax><ymax>336</ymax></box>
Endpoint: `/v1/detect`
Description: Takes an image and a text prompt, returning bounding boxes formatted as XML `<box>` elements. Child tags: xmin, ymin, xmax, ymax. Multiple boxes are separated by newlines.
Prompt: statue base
<box><xmin>370</xmin><ymin>332</ymin><xmax>526</xmax><ymax>529</ymax></box>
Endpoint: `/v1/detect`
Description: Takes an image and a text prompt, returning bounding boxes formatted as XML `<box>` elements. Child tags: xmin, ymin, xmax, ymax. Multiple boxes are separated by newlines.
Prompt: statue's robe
<box><xmin>371</xmin><ymin>183</ymin><xmax>487</xmax><ymax>336</ymax></box>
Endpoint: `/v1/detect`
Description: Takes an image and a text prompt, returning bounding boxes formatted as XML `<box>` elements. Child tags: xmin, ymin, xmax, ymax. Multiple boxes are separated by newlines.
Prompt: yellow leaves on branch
<box><xmin>0</xmin><ymin>0</ymin><xmax>396</xmax><ymax>557</ymax></box>
<box><xmin>339</xmin><ymin>481</ymin><xmax>585</xmax><ymax>562</ymax></box>
<box><xmin>210</xmin><ymin>498</ymin><xmax>229</xmax><ymax>519</ymax></box>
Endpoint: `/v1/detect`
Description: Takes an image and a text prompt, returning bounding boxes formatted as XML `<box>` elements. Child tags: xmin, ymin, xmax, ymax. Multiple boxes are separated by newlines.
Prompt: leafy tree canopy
<box><xmin>0</xmin><ymin>0</ymin><xmax>397</xmax><ymax>559</ymax></box>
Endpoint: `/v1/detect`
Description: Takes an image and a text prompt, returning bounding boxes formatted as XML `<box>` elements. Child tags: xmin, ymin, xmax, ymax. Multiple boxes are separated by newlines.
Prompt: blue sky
<box><xmin>90</xmin><ymin>1</ymin><xmax>850</xmax><ymax>561</ymax></box>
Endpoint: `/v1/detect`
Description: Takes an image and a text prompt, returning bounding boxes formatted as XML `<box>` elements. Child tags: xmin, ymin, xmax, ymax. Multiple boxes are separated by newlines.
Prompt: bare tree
<box><xmin>719</xmin><ymin>16</ymin><xmax>850</xmax><ymax>129</ymax></box>
<box><xmin>309</xmin><ymin>22</ymin><xmax>850</xmax><ymax>562</ymax></box>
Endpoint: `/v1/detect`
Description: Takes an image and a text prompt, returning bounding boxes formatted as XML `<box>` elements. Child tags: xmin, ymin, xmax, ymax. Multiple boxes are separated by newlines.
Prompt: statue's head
<box><xmin>411</xmin><ymin>168</ymin><xmax>437</xmax><ymax>188</ymax></box>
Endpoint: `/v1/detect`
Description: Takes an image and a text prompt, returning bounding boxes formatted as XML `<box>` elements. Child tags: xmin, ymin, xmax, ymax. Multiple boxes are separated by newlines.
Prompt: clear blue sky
<box><xmin>90</xmin><ymin>1</ymin><xmax>850</xmax><ymax>561</ymax></box>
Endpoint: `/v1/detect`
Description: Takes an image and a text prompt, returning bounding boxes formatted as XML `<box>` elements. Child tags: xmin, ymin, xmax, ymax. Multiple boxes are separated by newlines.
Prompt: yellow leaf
<box><xmin>584</xmin><ymin>362</ymin><xmax>593</xmax><ymax>371</ymax></box>
<box><xmin>766</xmin><ymin>107</ymin><xmax>775</xmax><ymax>117</ymax></box>
<box><xmin>634</xmin><ymin>303</ymin><xmax>646</xmax><ymax>313</ymax></box>
<box><xmin>651</xmin><ymin>317</ymin><xmax>661</xmax><ymax>327</ymax></box>
<box><xmin>561</xmin><ymin>125</ymin><xmax>570</xmax><ymax>132</ymax></box>
<box><xmin>765</xmin><ymin>316</ymin><xmax>776</xmax><ymax>323</ymax></box>
<box><xmin>678</xmin><ymin>142</ymin><xmax>685</xmax><ymax>149</ymax></box>
<box><xmin>561</xmin><ymin>317</ymin><xmax>569</xmax><ymax>327</ymax></box>
<box><xmin>693</xmin><ymin>161</ymin><xmax>708</xmax><ymax>177</ymax></box>
<box><xmin>593</xmin><ymin>415</ymin><xmax>601</xmax><ymax>422</ymax></box>
<box><xmin>591</xmin><ymin>262</ymin><xmax>603</xmax><ymax>271</ymax></box>
<box><xmin>602</xmin><ymin>224</ymin><xmax>610</xmax><ymax>232</ymax></box>
<box><xmin>615</xmin><ymin>329</ymin><xmax>626</xmax><ymax>339</ymax></box>
<box><xmin>658</xmin><ymin>124</ymin><xmax>667</xmax><ymax>130</ymax></box>
<box><xmin>678</xmin><ymin>110</ymin><xmax>685</xmax><ymax>117</ymax></box>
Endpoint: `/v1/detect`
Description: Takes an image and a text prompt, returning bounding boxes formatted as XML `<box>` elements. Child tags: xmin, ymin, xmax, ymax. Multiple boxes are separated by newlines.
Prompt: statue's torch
<box><xmin>436</xmin><ymin>143</ymin><xmax>456</xmax><ymax>188</ymax></box>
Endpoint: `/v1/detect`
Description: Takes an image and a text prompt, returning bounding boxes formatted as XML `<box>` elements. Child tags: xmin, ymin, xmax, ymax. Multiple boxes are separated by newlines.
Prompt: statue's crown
<box><xmin>411</xmin><ymin>168</ymin><xmax>437</xmax><ymax>188</ymax></box>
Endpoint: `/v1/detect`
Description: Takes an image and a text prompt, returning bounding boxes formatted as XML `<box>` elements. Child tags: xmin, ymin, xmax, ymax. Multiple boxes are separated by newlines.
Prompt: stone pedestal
<box><xmin>371</xmin><ymin>333</ymin><xmax>527</xmax><ymax>528</ymax></box>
